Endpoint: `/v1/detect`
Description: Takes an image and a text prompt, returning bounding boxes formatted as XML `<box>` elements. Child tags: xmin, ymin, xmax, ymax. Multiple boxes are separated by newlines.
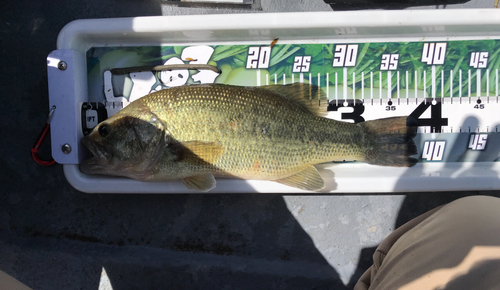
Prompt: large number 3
<box><xmin>327</xmin><ymin>100</ymin><xmax>365</xmax><ymax>123</ymax></box>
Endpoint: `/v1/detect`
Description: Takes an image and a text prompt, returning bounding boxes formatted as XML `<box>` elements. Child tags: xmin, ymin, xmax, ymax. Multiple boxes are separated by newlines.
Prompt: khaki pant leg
<box><xmin>354</xmin><ymin>195</ymin><xmax>500</xmax><ymax>290</ymax></box>
<box><xmin>0</xmin><ymin>270</ymin><xmax>31</xmax><ymax>290</ymax></box>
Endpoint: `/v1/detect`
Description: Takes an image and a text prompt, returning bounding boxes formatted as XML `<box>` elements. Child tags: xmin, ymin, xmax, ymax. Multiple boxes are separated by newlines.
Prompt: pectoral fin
<box><xmin>274</xmin><ymin>165</ymin><xmax>325</xmax><ymax>191</ymax></box>
<box><xmin>182</xmin><ymin>173</ymin><xmax>216</xmax><ymax>192</ymax></box>
<box><xmin>180</xmin><ymin>141</ymin><xmax>224</xmax><ymax>164</ymax></box>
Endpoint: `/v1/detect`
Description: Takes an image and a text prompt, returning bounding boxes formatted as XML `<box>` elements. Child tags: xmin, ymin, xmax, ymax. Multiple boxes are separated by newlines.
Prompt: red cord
<box><xmin>31</xmin><ymin>122</ymin><xmax>56</xmax><ymax>166</ymax></box>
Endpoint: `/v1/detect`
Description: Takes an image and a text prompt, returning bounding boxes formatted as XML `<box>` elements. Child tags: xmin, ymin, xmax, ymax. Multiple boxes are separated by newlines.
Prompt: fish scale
<box><xmin>143</xmin><ymin>85</ymin><xmax>369</xmax><ymax>179</ymax></box>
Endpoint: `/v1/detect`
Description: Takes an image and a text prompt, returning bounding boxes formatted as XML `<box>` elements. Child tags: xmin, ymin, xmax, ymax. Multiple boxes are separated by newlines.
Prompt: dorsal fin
<box><xmin>183</xmin><ymin>83</ymin><xmax>329</xmax><ymax>117</ymax></box>
<box><xmin>259</xmin><ymin>83</ymin><xmax>329</xmax><ymax>117</ymax></box>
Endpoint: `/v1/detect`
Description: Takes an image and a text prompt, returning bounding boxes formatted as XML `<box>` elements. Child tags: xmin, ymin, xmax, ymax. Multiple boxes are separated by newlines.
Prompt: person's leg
<box><xmin>355</xmin><ymin>195</ymin><xmax>500</xmax><ymax>290</ymax></box>
<box><xmin>0</xmin><ymin>270</ymin><xmax>31</xmax><ymax>290</ymax></box>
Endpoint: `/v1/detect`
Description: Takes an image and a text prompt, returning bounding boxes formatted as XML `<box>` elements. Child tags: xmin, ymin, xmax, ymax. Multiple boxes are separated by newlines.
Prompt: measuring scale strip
<box><xmin>83</xmin><ymin>40</ymin><xmax>500</xmax><ymax>164</ymax></box>
<box><xmin>86</xmin><ymin>74</ymin><xmax>500</xmax><ymax>134</ymax></box>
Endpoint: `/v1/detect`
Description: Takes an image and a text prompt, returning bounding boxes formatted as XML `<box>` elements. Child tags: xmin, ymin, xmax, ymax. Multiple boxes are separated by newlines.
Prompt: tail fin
<box><xmin>359</xmin><ymin>116</ymin><xmax>418</xmax><ymax>167</ymax></box>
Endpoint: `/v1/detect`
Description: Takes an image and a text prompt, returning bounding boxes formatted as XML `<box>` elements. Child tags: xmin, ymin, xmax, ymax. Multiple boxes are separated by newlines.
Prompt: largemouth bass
<box><xmin>80</xmin><ymin>83</ymin><xmax>417</xmax><ymax>192</ymax></box>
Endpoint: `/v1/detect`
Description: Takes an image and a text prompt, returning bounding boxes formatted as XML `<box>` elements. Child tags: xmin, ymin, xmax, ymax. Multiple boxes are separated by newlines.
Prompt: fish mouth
<box><xmin>80</xmin><ymin>136</ymin><xmax>111</xmax><ymax>175</ymax></box>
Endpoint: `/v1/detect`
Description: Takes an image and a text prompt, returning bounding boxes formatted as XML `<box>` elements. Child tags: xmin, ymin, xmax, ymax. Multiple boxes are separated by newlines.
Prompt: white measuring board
<box><xmin>47</xmin><ymin>10</ymin><xmax>500</xmax><ymax>193</ymax></box>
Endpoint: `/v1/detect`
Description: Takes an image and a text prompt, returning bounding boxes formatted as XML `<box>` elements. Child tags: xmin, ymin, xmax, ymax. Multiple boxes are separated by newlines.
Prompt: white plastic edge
<box><xmin>64</xmin><ymin>162</ymin><xmax>500</xmax><ymax>194</ymax></box>
<box><xmin>57</xmin><ymin>10</ymin><xmax>500</xmax><ymax>52</ymax></box>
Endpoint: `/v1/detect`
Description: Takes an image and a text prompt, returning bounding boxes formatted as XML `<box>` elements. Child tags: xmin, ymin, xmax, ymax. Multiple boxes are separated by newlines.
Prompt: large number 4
<box><xmin>410</xmin><ymin>99</ymin><xmax>448</xmax><ymax>133</ymax></box>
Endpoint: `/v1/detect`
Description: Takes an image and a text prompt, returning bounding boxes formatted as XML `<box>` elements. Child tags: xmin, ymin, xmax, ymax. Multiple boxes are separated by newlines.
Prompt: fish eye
<box><xmin>98</xmin><ymin>124</ymin><xmax>110</xmax><ymax>137</ymax></box>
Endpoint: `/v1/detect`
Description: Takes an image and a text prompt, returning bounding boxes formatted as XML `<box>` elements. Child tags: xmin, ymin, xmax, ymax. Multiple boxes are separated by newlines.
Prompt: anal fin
<box><xmin>182</xmin><ymin>173</ymin><xmax>216</xmax><ymax>192</ymax></box>
<box><xmin>274</xmin><ymin>165</ymin><xmax>325</xmax><ymax>191</ymax></box>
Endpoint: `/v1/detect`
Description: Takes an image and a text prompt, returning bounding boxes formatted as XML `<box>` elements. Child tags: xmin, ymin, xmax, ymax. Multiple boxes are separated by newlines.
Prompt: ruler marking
<box><xmin>328</xmin><ymin>73</ymin><xmax>331</xmax><ymax>102</ymax></box>
<box><xmin>497</xmin><ymin>69</ymin><xmax>499</xmax><ymax>99</ymax></box>
<box><xmin>274</xmin><ymin>74</ymin><xmax>277</xmax><ymax>84</ymax></box>
<box><xmin>256</xmin><ymin>69</ymin><xmax>261</xmax><ymax>86</ymax></box>
<box><xmin>432</xmin><ymin>65</ymin><xmax>436</xmax><ymax>99</ymax></box>
<box><xmin>424</xmin><ymin>72</ymin><xmax>427</xmax><ymax>103</ymax></box>
<box><xmin>353</xmin><ymin>72</ymin><xmax>356</xmax><ymax>101</ymax></box>
<box><xmin>283</xmin><ymin>74</ymin><xmax>286</xmax><ymax>85</ymax></box>
<box><xmin>379</xmin><ymin>71</ymin><xmax>382</xmax><ymax>102</ymax></box>
<box><xmin>343</xmin><ymin>67</ymin><xmax>348</xmax><ymax>102</ymax></box>
<box><xmin>450</xmin><ymin>70</ymin><xmax>453</xmax><ymax>102</ymax></box>
<box><xmin>397</xmin><ymin>71</ymin><xmax>400</xmax><ymax>100</ymax></box>
<box><xmin>459</xmin><ymin>70</ymin><xmax>462</xmax><ymax>101</ymax></box>
<box><xmin>406</xmin><ymin>71</ymin><xmax>409</xmax><ymax>99</ymax></box>
<box><xmin>415</xmin><ymin>71</ymin><xmax>418</xmax><ymax>101</ymax></box>
<box><xmin>266</xmin><ymin>73</ymin><xmax>269</xmax><ymax>85</ymax></box>
<box><xmin>387</xmin><ymin>71</ymin><xmax>392</xmax><ymax>99</ymax></box>
<box><xmin>292</xmin><ymin>74</ymin><xmax>295</xmax><ymax>83</ymax></box>
<box><xmin>333</xmin><ymin>72</ymin><xmax>337</xmax><ymax>105</ymax></box>
<box><xmin>370</xmin><ymin>72</ymin><xmax>373</xmax><ymax>100</ymax></box>
<box><xmin>334</xmin><ymin>73</ymin><xmax>338</xmax><ymax>105</ymax></box>
<box><xmin>362</xmin><ymin>72</ymin><xmax>364</xmax><ymax>100</ymax></box>
<box><xmin>477</xmin><ymin>69</ymin><xmax>481</xmax><ymax>97</ymax></box>
<box><xmin>441</xmin><ymin>70</ymin><xmax>444</xmax><ymax>99</ymax></box>
<box><xmin>487</xmin><ymin>69</ymin><xmax>489</xmax><ymax>99</ymax></box>
<box><xmin>468</xmin><ymin>69</ymin><xmax>471</xmax><ymax>99</ymax></box>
